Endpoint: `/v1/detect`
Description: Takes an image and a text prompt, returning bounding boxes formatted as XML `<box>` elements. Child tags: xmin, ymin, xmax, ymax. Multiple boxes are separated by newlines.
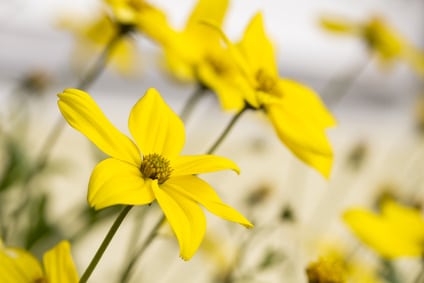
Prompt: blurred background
<box><xmin>0</xmin><ymin>0</ymin><xmax>423</xmax><ymax>282</ymax></box>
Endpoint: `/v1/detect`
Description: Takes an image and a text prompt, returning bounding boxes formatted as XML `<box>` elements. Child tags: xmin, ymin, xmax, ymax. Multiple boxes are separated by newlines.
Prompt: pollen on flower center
<box><xmin>255</xmin><ymin>69</ymin><xmax>278</xmax><ymax>95</ymax></box>
<box><xmin>140</xmin><ymin>153</ymin><xmax>172</xmax><ymax>184</ymax></box>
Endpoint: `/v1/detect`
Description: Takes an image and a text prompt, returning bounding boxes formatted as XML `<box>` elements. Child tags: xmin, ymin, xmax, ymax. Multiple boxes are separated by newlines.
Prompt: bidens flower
<box><xmin>320</xmin><ymin>15</ymin><xmax>424</xmax><ymax>76</ymax></box>
<box><xmin>161</xmin><ymin>0</ymin><xmax>230</xmax><ymax>81</ymax></box>
<box><xmin>343</xmin><ymin>199</ymin><xmax>424</xmax><ymax>259</ymax></box>
<box><xmin>57</xmin><ymin>88</ymin><xmax>253</xmax><ymax>260</ymax></box>
<box><xmin>0</xmin><ymin>240</ymin><xmax>78</xmax><ymax>283</ymax></box>
<box><xmin>201</xmin><ymin>13</ymin><xmax>336</xmax><ymax>178</ymax></box>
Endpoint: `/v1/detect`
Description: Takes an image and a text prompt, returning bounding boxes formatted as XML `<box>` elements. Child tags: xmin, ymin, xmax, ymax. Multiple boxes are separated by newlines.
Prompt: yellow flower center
<box><xmin>255</xmin><ymin>69</ymin><xmax>282</xmax><ymax>100</ymax></box>
<box><xmin>305</xmin><ymin>257</ymin><xmax>346</xmax><ymax>283</ymax></box>
<box><xmin>34</xmin><ymin>277</ymin><xmax>47</xmax><ymax>283</ymax></box>
<box><xmin>205</xmin><ymin>55</ymin><xmax>228</xmax><ymax>76</ymax></box>
<box><xmin>140</xmin><ymin>153</ymin><xmax>172</xmax><ymax>184</ymax></box>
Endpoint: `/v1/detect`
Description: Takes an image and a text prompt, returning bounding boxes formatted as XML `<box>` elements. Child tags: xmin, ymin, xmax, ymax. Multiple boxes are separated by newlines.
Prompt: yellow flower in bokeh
<box><xmin>0</xmin><ymin>240</ymin><xmax>78</xmax><ymax>283</ymax></box>
<box><xmin>57</xmin><ymin>88</ymin><xmax>253</xmax><ymax>260</ymax></box>
<box><xmin>320</xmin><ymin>15</ymin><xmax>424</xmax><ymax>76</ymax></box>
<box><xmin>60</xmin><ymin>14</ymin><xmax>140</xmax><ymax>75</ymax></box>
<box><xmin>306</xmin><ymin>257</ymin><xmax>346</xmax><ymax>283</ymax></box>
<box><xmin>343</xmin><ymin>199</ymin><xmax>424</xmax><ymax>258</ymax></box>
<box><xmin>161</xmin><ymin>0</ymin><xmax>230</xmax><ymax>81</ymax></box>
<box><xmin>202</xmin><ymin>13</ymin><xmax>336</xmax><ymax>178</ymax></box>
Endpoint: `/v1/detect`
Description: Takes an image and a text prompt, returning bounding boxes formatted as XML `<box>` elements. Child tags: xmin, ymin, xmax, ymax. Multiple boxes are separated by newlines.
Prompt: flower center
<box><xmin>255</xmin><ymin>69</ymin><xmax>279</xmax><ymax>95</ymax></box>
<box><xmin>34</xmin><ymin>277</ymin><xmax>47</xmax><ymax>283</ymax></box>
<box><xmin>140</xmin><ymin>153</ymin><xmax>172</xmax><ymax>184</ymax></box>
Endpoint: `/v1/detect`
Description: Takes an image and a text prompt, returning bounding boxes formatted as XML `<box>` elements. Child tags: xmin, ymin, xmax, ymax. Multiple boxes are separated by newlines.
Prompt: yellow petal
<box><xmin>58</xmin><ymin>88</ymin><xmax>141</xmax><ymax>166</ymax></box>
<box><xmin>128</xmin><ymin>88</ymin><xmax>185</xmax><ymax>159</ymax></box>
<box><xmin>152</xmin><ymin>181</ymin><xmax>191</xmax><ymax>259</ymax></box>
<box><xmin>172</xmin><ymin>155</ymin><xmax>240</xmax><ymax>176</ymax></box>
<box><xmin>162</xmin><ymin>186</ymin><xmax>207</xmax><ymax>260</ymax></box>
<box><xmin>0</xmin><ymin>243</ymin><xmax>43</xmax><ymax>283</ymax></box>
<box><xmin>184</xmin><ymin>0</ymin><xmax>229</xmax><ymax>50</ymax></box>
<box><xmin>343</xmin><ymin>204</ymin><xmax>424</xmax><ymax>258</ymax></box>
<box><xmin>319</xmin><ymin>16</ymin><xmax>360</xmax><ymax>34</ymax></box>
<box><xmin>88</xmin><ymin>158</ymin><xmax>155</xmax><ymax>210</ymax></box>
<box><xmin>165</xmin><ymin>176</ymin><xmax>253</xmax><ymax>228</ymax></box>
<box><xmin>43</xmin><ymin>241</ymin><xmax>79</xmax><ymax>283</ymax></box>
<box><xmin>237</xmin><ymin>12</ymin><xmax>278</xmax><ymax>79</ymax></box>
<box><xmin>266</xmin><ymin>80</ymin><xmax>335</xmax><ymax>178</ymax></box>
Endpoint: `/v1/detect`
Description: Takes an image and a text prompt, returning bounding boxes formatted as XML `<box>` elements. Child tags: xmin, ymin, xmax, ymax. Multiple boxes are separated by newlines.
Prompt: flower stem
<box><xmin>119</xmin><ymin>214</ymin><xmax>165</xmax><ymax>283</ymax></box>
<box><xmin>207</xmin><ymin>106</ymin><xmax>249</xmax><ymax>154</ymax></box>
<box><xmin>79</xmin><ymin>205</ymin><xmax>133</xmax><ymax>283</ymax></box>
<box><xmin>179</xmin><ymin>84</ymin><xmax>208</xmax><ymax>122</ymax></box>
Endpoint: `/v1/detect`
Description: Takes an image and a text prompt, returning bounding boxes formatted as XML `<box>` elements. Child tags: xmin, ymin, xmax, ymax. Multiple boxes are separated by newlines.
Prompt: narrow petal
<box><xmin>343</xmin><ymin>208</ymin><xmax>424</xmax><ymax>258</ymax></box>
<box><xmin>266</xmin><ymin>80</ymin><xmax>335</xmax><ymax>178</ymax></box>
<box><xmin>58</xmin><ymin>89</ymin><xmax>141</xmax><ymax>166</ymax></box>
<box><xmin>162</xmin><ymin>187</ymin><xmax>207</xmax><ymax>260</ymax></box>
<box><xmin>319</xmin><ymin>16</ymin><xmax>361</xmax><ymax>34</ymax></box>
<box><xmin>88</xmin><ymin>158</ymin><xmax>155</xmax><ymax>210</ymax></box>
<box><xmin>43</xmin><ymin>241</ymin><xmax>79</xmax><ymax>283</ymax></box>
<box><xmin>237</xmin><ymin>13</ymin><xmax>278</xmax><ymax>79</ymax></box>
<box><xmin>165</xmin><ymin>176</ymin><xmax>253</xmax><ymax>228</ymax></box>
<box><xmin>128</xmin><ymin>88</ymin><xmax>185</xmax><ymax>159</ymax></box>
<box><xmin>172</xmin><ymin>155</ymin><xmax>240</xmax><ymax>176</ymax></box>
<box><xmin>0</xmin><ymin>243</ymin><xmax>43</xmax><ymax>283</ymax></box>
<box><xmin>151</xmin><ymin>181</ymin><xmax>191</xmax><ymax>259</ymax></box>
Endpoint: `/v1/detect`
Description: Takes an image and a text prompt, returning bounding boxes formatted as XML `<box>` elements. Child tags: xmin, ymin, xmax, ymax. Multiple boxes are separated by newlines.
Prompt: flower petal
<box><xmin>88</xmin><ymin>158</ymin><xmax>155</xmax><ymax>210</ymax></box>
<box><xmin>266</xmin><ymin>80</ymin><xmax>335</xmax><ymax>178</ymax></box>
<box><xmin>58</xmin><ymin>88</ymin><xmax>141</xmax><ymax>166</ymax></box>
<box><xmin>237</xmin><ymin>13</ymin><xmax>278</xmax><ymax>79</ymax></box>
<box><xmin>165</xmin><ymin>175</ymin><xmax>253</xmax><ymax>228</ymax></box>
<box><xmin>343</xmin><ymin>206</ymin><xmax>424</xmax><ymax>258</ymax></box>
<box><xmin>0</xmin><ymin>242</ymin><xmax>43</xmax><ymax>283</ymax></box>
<box><xmin>172</xmin><ymin>155</ymin><xmax>240</xmax><ymax>176</ymax></box>
<box><xmin>152</xmin><ymin>181</ymin><xmax>196</xmax><ymax>260</ymax></box>
<box><xmin>43</xmin><ymin>241</ymin><xmax>79</xmax><ymax>283</ymax></box>
<box><xmin>161</xmin><ymin>186</ymin><xmax>207</xmax><ymax>260</ymax></box>
<box><xmin>128</xmin><ymin>88</ymin><xmax>185</xmax><ymax>159</ymax></box>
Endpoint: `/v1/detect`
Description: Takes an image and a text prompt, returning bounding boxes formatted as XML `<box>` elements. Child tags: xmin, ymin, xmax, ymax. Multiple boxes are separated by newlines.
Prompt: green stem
<box><xmin>119</xmin><ymin>214</ymin><xmax>165</xmax><ymax>283</ymax></box>
<box><xmin>207</xmin><ymin>106</ymin><xmax>249</xmax><ymax>154</ymax></box>
<box><xmin>179</xmin><ymin>84</ymin><xmax>208</xmax><ymax>122</ymax></box>
<box><xmin>79</xmin><ymin>206</ymin><xmax>133</xmax><ymax>283</ymax></box>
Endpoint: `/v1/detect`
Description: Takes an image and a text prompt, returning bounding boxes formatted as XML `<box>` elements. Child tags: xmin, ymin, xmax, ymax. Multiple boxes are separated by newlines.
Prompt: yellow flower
<box><xmin>161</xmin><ymin>0</ymin><xmax>230</xmax><ymax>81</ymax></box>
<box><xmin>320</xmin><ymin>15</ymin><xmax>424</xmax><ymax>76</ymax></box>
<box><xmin>0</xmin><ymin>240</ymin><xmax>78</xmax><ymax>283</ymax></box>
<box><xmin>305</xmin><ymin>257</ymin><xmax>346</xmax><ymax>283</ymax></box>
<box><xmin>201</xmin><ymin>13</ymin><xmax>336</xmax><ymax>178</ymax></box>
<box><xmin>57</xmin><ymin>88</ymin><xmax>253</xmax><ymax>260</ymax></box>
<box><xmin>343</xmin><ymin>199</ymin><xmax>424</xmax><ymax>258</ymax></box>
<box><xmin>59</xmin><ymin>14</ymin><xmax>140</xmax><ymax>75</ymax></box>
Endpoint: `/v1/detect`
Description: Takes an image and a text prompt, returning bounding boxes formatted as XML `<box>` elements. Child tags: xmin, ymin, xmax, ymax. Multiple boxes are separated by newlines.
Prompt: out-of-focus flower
<box><xmin>202</xmin><ymin>13</ymin><xmax>336</xmax><ymax>178</ymax></box>
<box><xmin>160</xmin><ymin>0</ymin><xmax>230</xmax><ymax>82</ymax></box>
<box><xmin>305</xmin><ymin>257</ymin><xmax>346</xmax><ymax>283</ymax></box>
<box><xmin>343</xmin><ymin>199</ymin><xmax>424</xmax><ymax>258</ymax></box>
<box><xmin>0</xmin><ymin>240</ymin><xmax>78</xmax><ymax>283</ymax></box>
<box><xmin>57</xmin><ymin>88</ymin><xmax>253</xmax><ymax>260</ymax></box>
<box><xmin>320</xmin><ymin>15</ymin><xmax>424</xmax><ymax>76</ymax></box>
<box><xmin>59</xmin><ymin>0</ymin><xmax>173</xmax><ymax>75</ymax></box>
<box><xmin>59</xmin><ymin>14</ymin><xmax>140</xmax><ymax>75</ymax></box>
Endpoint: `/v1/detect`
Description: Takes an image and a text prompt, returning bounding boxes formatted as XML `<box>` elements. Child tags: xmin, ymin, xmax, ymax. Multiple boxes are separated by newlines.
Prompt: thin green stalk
<box><xmin>119</xmin><ymin>214</ymin><xmax>165</xmax><ymax>283</ymax></box>
<box><xmin>179</xmin><ymin>84</ymin><xmax>208</xmax><ymax>122</ymax></box>
<box><xmin>79</xmin><ymin>205</ymin><xmax>133</xmax><ymax>283</ymax></box>
<box><xmin>207</xmin><ymin>106</ymin><xmax>249</xmax><ymax>154</ymax></box>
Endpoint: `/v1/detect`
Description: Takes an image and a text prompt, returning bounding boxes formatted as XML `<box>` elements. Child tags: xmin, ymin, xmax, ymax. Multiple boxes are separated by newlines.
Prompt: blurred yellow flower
<box><xmin>57</xmin><ymin>88</ymin><xmax>253</xmax><ymax>260</ymax></box>
<box><xmin>60</xmin><ymin>14</ymin><xmax>140</xmax><ymax>75</ymax></box>
<box><xmin>0</xmin><ymin>240</ymin><xmax>78</xmax><ymax>283</ymax></box>
<box><xmin>161</xmin><ymin>0</ymin><xmax>230</xmax><ymax>81</ymax></box>
<box><xmin>202</xmin><ymin>13</ymin><xmax>336</xmax><ymax>178</ymax></box>
<box><xmin>320</xmin><ymin>15</ymin><xmax>424</xmax><ymax>76</ymax></box>
<box><xmin>343</xmin><ymin>199</ymin><xmax>424</xmax><ymax>258</ymax></box>
<box><xmin>306</xmin><ymin>257</ymin><xmax>346</xmax><ymax>283</ymax></box>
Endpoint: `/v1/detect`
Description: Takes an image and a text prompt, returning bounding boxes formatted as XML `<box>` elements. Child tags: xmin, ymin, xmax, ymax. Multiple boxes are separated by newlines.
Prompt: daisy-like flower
<box><xmin>343</xmin><ymin>199</ymin><xmax>424</xmax><ymax>259</ymax></box>
<box><xmin>320</xmin><ymin>15</ymin><xmax>424</xmax><ymax>76</ymax></box>
<box><xmin>200</xmin><ymin>13</ymin><xmax>336</xmax><ymax>178</ymax></box>
<box><xmin>0</xmin><ymin>240</ymin><xmax>78</xmax><ymax>283</ymax></box>
<box><xmin>57</xmin><ymin>88</ymin><xmax>253</xmax><ymax>260</ymax></box>
<box><xmin>160</xmin><ymin>0</ymin><xmax>230</xmax><ymax>81</ymax></box>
